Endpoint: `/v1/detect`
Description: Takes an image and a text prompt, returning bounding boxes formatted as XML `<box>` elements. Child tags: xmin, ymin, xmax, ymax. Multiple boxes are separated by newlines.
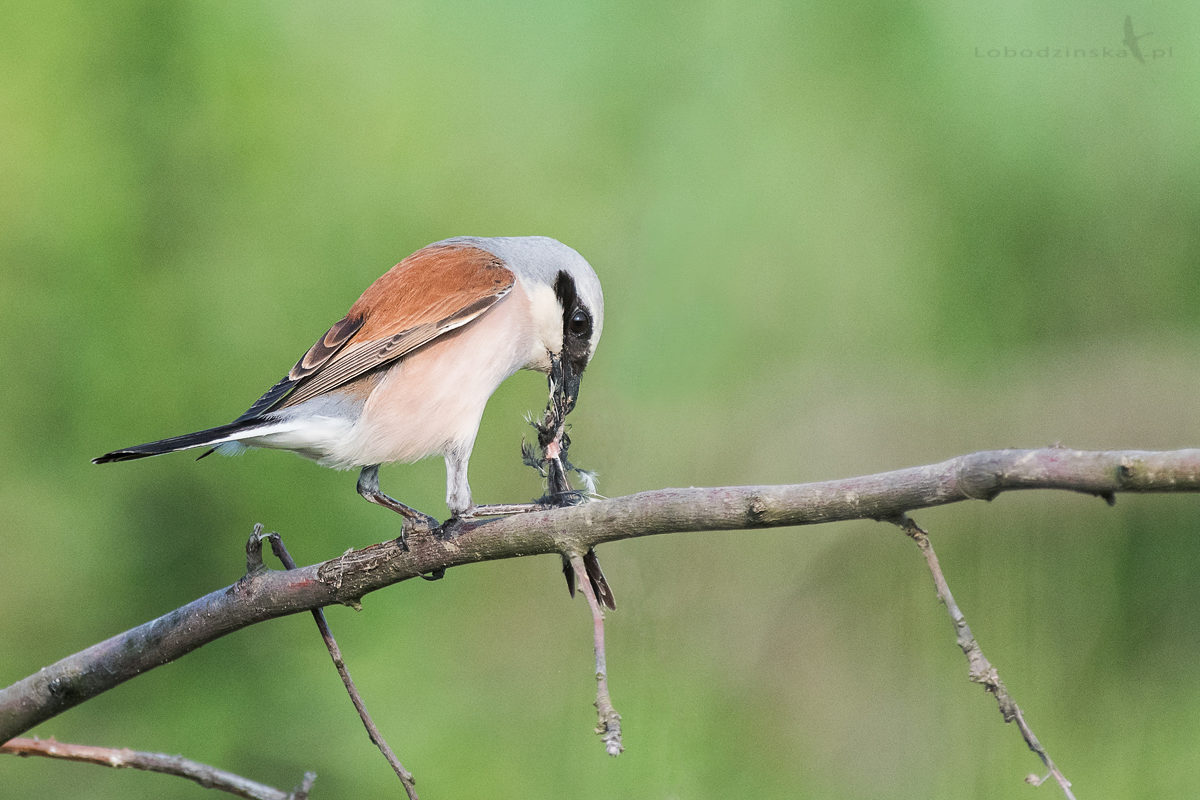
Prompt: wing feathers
<box><xmin>96</xmin><ymin>243</ymin><xmax>516</xmax><ymax>465</ymax></box>
<box><xmin>277</xmin><ymin>324</ymin><xmax>437</xmax><ymax>409</ymax></box>
<box><xmin>290</xmin><ymin>313</ymin><xmax>365</xmax><ymax>381</ymax></box>
<box><xmin>242</xmin><ymin>244</ymin><xmax>515</xmax><ymax>418</ymax></box>
<box><xmin>348</xmin><ymin>244</ymin><xmax>513</xmax><ymax>341</ymax></box>
<box><xmin>233</xmin><ymin>374</ymin><xmax>297</xmax><ymax>423</ymax></box>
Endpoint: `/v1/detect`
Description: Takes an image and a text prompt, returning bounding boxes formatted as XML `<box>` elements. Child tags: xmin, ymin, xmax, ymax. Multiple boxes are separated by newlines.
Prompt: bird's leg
<box><xmin>453</xmin><ymin>373</ymin><xmax>590</xmax><ymax>521</ymax></box>
<box><xmin>357</xmin><ymin>465</ymin><xmax>439</xmax><ymax>549</ymax></box>
<box><xmin>444</xmin><ymin>450</ymin><xmax>545</xmax><ymax>520</ymax></box>
<box><xmin>449</xmin><ymin>454</ymin><xmax>584</xmax><ymax>520</ymax></box>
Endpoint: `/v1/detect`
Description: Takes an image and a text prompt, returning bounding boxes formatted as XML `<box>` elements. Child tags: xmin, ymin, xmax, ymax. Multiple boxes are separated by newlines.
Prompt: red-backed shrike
<box><xmin>95</xmin><ymin>236</ymin><xmax>604</xmax><ymax>536</ymax></box>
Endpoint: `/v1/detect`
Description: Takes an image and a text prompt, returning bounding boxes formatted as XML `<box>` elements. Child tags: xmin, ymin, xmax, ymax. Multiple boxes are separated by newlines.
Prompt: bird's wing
<box><xmin>1124</xmin><ymin>16</ymin><xmax>1134</xmax><ymax>37</ymax></box>
<box><xmin>242</xmin><ymin>244</ymin><xmax>514</xmax><ymax>417</ymax></box>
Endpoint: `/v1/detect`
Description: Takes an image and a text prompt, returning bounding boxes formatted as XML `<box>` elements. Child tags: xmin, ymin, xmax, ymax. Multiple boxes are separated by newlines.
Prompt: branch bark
<box><xmin>566</xmin><ymin>551</ymin><xmax>623</xmax><ymax>756</ymax></box>
<box><xmin>1</xmin><ymin>737</ymin><xmax>315</xmax><ymax>800</ymax></box>
<box><xmin>3</xmin><ymin>447</ymin><xmax>1199</xmax><ymax>742</ymax></box>
<box><xmin>247</xmin><ymin>527</ymin><xmax>419</xmax><ymax>799</ymax></box>
<box><xmin>892</xmin><ymin>515</ymin><xmax>1076</xmax><ymax>799</ymax></box>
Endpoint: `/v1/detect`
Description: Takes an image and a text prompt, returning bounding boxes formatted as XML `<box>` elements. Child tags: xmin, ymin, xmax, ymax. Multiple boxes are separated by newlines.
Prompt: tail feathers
<box><xmin>93</xmin><ymin>419</ymin><xmax>276</xmax><ymax>464</ymax></box>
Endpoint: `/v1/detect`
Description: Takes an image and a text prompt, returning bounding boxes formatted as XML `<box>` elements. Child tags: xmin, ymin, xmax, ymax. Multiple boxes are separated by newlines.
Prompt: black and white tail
<box><xmin>93</xmin><ymin>419</ymin><xmax>277</xmax><ymax>463</ymax></box>
<box><xmin>94</xmin><ymin>373</ymin><xmax>302</xmax><ymax>464</ymax></box>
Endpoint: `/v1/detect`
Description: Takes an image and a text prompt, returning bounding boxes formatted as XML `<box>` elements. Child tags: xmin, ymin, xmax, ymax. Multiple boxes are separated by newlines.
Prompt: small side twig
<box><xmin>0</xmin><ymin>736</ymin><xmax>315</xmax><ymax>800</ymax></box>
<box><xmin>249</xmin><ymin>526</ymin><xmax>418</xmax><ymax>800</ymax></box>
<box><xmin>566</xmin><ymin>552</ymin><xmax>623</xmax><ymax>756</ymax></box>
<box><xmin>891</xmin><ymin>514</ymin><xmax>1076</xmax><ymax>800</ymax></box>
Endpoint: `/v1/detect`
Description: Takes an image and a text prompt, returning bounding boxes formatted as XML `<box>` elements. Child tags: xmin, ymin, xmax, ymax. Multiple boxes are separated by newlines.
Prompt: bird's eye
<box><xmin>568</xmin><ymin>309</ymin><xmax>592</xmax><ymax>338</ymax></box>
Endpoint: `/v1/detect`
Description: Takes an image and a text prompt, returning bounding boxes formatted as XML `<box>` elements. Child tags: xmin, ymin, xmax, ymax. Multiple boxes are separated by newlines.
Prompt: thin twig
<box><xmin>0</xmin><ymin>736</ymin><xmax>315</xmax><ymax>800</ymax></box>
<box><xmin>529</xmin><ymin>372</ymin><xmax>622</xmax><ymax>751</ymax></box>
<box><xmin>891</xmin><ymin>514</ymin><xmax>1076</xmax><ymax>800</ymax></box>
<box><xmin>248</xmin><ymin>526</ymin><xmax>419</xmax><ymax>800</ymax></box>
<box><xmin>566</xmin><ymin>552</ymin><xmax>623</xmax><ymax>756</ymax></box>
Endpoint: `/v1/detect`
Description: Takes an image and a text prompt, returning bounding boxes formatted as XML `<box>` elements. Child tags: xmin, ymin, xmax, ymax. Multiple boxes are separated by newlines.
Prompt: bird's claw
<box><xmin>540</xmin><ymin>489</ymin><xmax>588</xmax><ymax>508</ymax></box>
<box><xmin>394</xmin><ymin>512</ymin><xmax>439</xmax><ymax>551</ymax></box>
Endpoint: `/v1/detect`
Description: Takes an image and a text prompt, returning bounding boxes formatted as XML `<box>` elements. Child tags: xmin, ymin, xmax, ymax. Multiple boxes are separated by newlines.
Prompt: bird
<box><xmin>94</xmin><ymin>236</ymin><xmax>604</xmax><ymax>540</ymax></box>
<box><xmin>1123</xmin><ymin>15</ymin><xmax>1151</xmax><ymax>63</ymax></box>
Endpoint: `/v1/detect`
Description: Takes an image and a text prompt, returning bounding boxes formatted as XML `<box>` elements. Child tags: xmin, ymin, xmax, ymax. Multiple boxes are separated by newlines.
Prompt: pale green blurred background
<box><xmin>3</xmin><ymin>2</ymin><xmax>1200</xmax><ymax>798</ymax></box>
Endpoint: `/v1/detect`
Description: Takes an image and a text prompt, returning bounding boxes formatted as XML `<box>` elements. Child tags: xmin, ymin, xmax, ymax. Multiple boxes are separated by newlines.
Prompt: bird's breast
<box><xmin>336</xmin><ymin>289</ymin><xmax>539</xmax><ymax>466</ymax></box>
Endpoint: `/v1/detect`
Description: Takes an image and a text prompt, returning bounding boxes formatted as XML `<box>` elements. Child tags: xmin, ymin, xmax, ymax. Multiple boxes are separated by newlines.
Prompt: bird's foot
<box><xmin>456</xmin><ymin>491</ymin><xmax>588</xmax><ymax>521</ymax></box>
<box><xmin>357</xmin><ymin>464</ymin><xmax>440</xmax><ymax>550</ymax></box>
<box><xmin>539</xmin><ymin>489</ymin><xmax>589</xmax><ymax>508</ymax></box>
<box><xmin>395</xmin><ymin>511</ymin><xmax>439</xmax><ymax>551</ymax></box>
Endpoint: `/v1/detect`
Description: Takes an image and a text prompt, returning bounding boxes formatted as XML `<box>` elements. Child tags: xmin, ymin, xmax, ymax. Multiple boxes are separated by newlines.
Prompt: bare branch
<box><xmin>892</xmin><ymin>515</ymin><xmax>1076</xmax><ymax>799</ymax></box>
<box><xmin>566</xmin><ymin>551</ymin><xmax>623</xmax><ymax>755</ymax></box>
<box><xmin>3</xmin><ymin>447</ymin><xmax>1198</xmax><ymax>742</ymax></box>
<box><xmin>0</xmin><ymin>737</ymin><xmax>315</xmax><ymax>800</ymax></box>
<box><xmin>249</xmin><ymin>527</ymin><xmax>420</xmax><ymax>800</ymax></box>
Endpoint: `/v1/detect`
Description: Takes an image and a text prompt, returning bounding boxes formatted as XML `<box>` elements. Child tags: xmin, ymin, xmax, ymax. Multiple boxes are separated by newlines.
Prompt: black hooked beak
<box><xmin>549</xmin><ymin>351</ymin><xmax>583</xmax><ymax>416</ymax></box>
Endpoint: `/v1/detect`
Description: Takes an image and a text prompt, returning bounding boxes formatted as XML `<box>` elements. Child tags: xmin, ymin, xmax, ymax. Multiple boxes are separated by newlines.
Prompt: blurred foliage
<box><xmin>3</xmin><ymin>1</ymin><xmax>1199</xmax><ymax>798</ymax></box>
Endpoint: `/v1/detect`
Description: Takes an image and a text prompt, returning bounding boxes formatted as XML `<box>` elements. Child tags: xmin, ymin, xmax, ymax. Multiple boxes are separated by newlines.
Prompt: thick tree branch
<box><xmin>3</xmin><ymin>447</ymin><xmax>1199</xmax><ymax>742</ymax></box>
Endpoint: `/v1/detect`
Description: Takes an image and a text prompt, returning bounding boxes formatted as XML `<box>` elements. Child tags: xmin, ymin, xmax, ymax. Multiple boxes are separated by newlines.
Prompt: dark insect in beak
<box><xmin>550</xmin><ymin>352</ymin><xmax>582</xmax><ymax>418</ymax></box>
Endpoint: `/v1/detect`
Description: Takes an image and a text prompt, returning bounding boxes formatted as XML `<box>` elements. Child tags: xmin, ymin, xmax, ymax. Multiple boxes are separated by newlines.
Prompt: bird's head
<box><xmin>439</xmin><ymin>236</ymin><xmax>603</xmax><ymax>414</ymax></box>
